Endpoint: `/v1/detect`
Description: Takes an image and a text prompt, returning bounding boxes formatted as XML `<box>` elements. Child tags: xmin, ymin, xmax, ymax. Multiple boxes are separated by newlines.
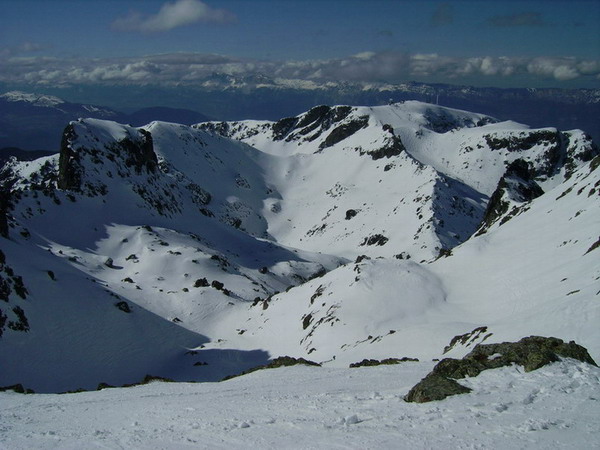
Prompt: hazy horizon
<box><xmin>1</xmin><ymin>0</ymin><xmax>599</xmax><ymax>97</ymax></box>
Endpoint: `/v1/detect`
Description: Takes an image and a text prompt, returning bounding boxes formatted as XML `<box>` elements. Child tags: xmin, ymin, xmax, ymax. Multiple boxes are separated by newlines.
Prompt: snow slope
<box><xmin>1</xmin><ymin>361</ymin><xmax>599</xmax><ymax>449</ymax></box>
<box><xmin>0</xmin><ymin>101</ymin><xmax>598</xmax><ymax>394</ymax></box>
<box><xmin>225</xmin><ymin>154</ymin><xmax>600</xmax><ymax>366</ymax></box>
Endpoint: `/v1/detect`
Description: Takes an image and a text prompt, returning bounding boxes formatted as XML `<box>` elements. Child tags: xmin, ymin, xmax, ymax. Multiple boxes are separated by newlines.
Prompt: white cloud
<box><xmin>1</xmin><ymin>51</ymin><xmax>598</xmax><ymax>88</ymax></box>
<box><xmin>112</xmin><ymin>0</ymin><xmax>236</xmax><ymax>33</ymax></box>
<box><xmin>525</xmin><ymin>57</ymin><xmax>597</xmax><ymax>82</ymax></box>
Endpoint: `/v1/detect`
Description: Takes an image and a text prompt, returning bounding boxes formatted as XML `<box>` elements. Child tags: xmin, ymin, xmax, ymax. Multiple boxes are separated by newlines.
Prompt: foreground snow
<box><xmin>1</xmin><ymin>361</ymin><xmax>599</xmax><ymax>449</ymax></box>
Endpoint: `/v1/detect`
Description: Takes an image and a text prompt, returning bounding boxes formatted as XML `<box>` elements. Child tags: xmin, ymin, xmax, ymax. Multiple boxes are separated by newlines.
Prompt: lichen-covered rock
<box><xmin>405</xmin><ymin>336</ymin><xmax>597</xmax><ymax>403</ymax></box>
<box><xmin>464</xmin><ymin>336</ymin><xmax>597</xmax><ymax>372</ymax></box>
<box><xmin>404</xmin><ymin>373</ymin><xmax>471</xmax><ymax>403</ymax></box>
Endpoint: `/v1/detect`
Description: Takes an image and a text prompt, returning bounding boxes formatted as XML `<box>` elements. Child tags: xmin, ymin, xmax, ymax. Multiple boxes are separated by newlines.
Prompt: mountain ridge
<box><xmin>0</xmin><ymin>100</ymin><xmax>597</xmax><ymax>392</ymax></box>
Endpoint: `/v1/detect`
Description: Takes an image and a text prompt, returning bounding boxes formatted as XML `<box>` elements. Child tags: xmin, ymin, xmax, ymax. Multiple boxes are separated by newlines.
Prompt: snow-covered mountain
<box><xmin>0</xmin><ymin>101</ymin><xmax>598</xmax><ymax>393</ymax></box>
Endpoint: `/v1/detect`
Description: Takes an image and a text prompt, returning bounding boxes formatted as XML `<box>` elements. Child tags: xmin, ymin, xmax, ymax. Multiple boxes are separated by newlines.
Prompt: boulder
<box><xmin>405</xmin><ymin>336</ymin><xmax>597</xmax><ymax>403</ymax></box>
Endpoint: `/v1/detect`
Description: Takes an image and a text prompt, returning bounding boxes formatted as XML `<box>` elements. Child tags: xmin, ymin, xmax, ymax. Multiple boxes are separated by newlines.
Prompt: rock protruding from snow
<box><xmin>405</xmin><ymin>336</ymin><xmax>597</xmax><ymax>403</ymax></box>
<box><xmin>58</xmin><ymin>120</ymin><xmax>157</xmax><ymax>192</ymax></box>
<box><xmin>476</xmin><ymin>159</ymin><xmax>544</xmax><ymax>234</ymax></box>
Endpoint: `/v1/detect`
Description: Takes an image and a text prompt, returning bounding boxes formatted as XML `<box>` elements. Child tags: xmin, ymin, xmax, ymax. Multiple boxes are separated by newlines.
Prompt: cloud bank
<box><xmin>112</xmin><ymin>0</ymin><xmax>236</xmax><ymax>32</ymax></box>
<box><xmin>1</xmin><ymin>51</ymin><xmax>598</xmax><ymax>88</ymax></box>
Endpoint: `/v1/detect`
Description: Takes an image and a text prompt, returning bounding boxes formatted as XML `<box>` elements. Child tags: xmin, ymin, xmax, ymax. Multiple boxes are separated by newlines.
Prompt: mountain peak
<box><xmin>1</xmin><ymin>90</ymin><xmax>65</xmax><ymax>107</ymax></box>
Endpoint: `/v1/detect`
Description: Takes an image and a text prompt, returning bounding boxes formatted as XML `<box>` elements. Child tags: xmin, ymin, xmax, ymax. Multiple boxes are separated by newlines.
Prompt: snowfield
<box><xmin>2</xmin><ymin>361</ymin><xmax>599</xmax><ymax>449</ymax></box>
<box><xmin>0</xmin><ymin>100</ymin><xmax>599</xmax><ymax>448</ymax></box>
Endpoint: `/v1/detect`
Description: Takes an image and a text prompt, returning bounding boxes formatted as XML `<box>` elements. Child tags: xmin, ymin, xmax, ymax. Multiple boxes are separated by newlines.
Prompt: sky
<box><xmin>1</xmin><ymin>0</ymin><xmax>599</xmax><ymax>89</ymax></box>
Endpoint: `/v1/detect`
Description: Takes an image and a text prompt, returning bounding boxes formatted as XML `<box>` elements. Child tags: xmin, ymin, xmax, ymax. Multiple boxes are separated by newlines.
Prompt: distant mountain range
<box><xmin>0</xmin><ymin>91</ymin><xmax>211</xmax><ymax>151</ymax></box>
<box><xmin>1</xmin><ymin>81</ymin><xmax>599</xmax><ymax>153</ymax></box>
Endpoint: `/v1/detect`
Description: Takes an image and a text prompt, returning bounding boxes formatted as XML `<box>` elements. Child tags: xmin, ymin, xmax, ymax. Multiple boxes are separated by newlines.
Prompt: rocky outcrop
<box><xmin>477</xmin><ymin>159</ymin><xmax>544</xmax><ymax>234</ymax></box>
<box><xmin>349</xmin><ymin>357</ymin><xmax>419</xmax><ymax>368</ymax></box>
<box><xmin>222</xmin><ymin>356</ymin><xmax>321</xmax><ymax>381</ymax></box>
<box><xmin>58</xmin><ymin>122</ymin><xmax>157</xmax><ymax>192</ymax></box>
<box><xmin>319</xmin><ymin>116</ymin><xmax>369</xmax><ymax>150</ymax></box>
<box><xmin>57</xmin><ymin>123</ymin><xmax>82</xmax><ymax>190</ymax></box>
<box><xmin>405</xmin><ymin>336</ymin><xmax>597</xmax><ymax>403</ymax></box>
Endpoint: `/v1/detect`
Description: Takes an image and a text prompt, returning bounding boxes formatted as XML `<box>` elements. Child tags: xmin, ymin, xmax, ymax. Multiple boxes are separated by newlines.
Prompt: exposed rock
<box><xmin>222</xmin><ymin>356</ymin><xmax>321</xmax><ymax>381</ymax></box>
<box><xmin>345</xmin><ymin>209</ymin><xmax>358</xmax><ymax>220</ymax></box>
<box><xmin>360</xmin><ymin>234</ymin><xmax>389</xmax><ymax>246</ymax></box>
<box><xmin>7</xmin><ymin>306</ymin><xmax>29</xmax><ymax>332</ymax></box>
<box><xmin>443</xmin><ymin>326</ymin><xmax>490</xmax><ymax>354</ymax></box>
<box><xmin>319</xmin><ymin>116</ymin><xmax>369</xmax><ymax>150</ymax></box>
<box><xmin>58</xmin><ymin>123</ymin><xmax>157</xmax><ymax>193</ymax></box>
<box><xmin>405</xmin><ymin>336</ymin><xmax>597</xmax><ymax>403</ymax></box>
<box><xmin>462</xmin><ymin>336</ymin><xmax>597</xmax><ymax>372</ymax></box>
<box><xmin>115</xmin><ymin>301</ymin><xmax>131</xmax><ymax>313</ymax></box>
<box><xmin>272</xmin><ymin>116</ymin><xmax>298</xmax><ymax>141</ymax></box>
<box><xmin>349</xmin><ymin>357</ymin><xmax>419</xmax><ymax>368</ymax></box>
<box><xmin>477</xmin><ymin>159</ymin><xmax>544</xmax><ymax>234</ymax></box>
<box><xmin>97</xmin><ymin>374</ymin><xmax>174</xmax><ymax>391</ymax></box>
<box><xmin>57</xmin><ymin>124</ymin><xmax>82</xmax><ymax>190</ymax></box>
<box><xmin>302</xmin><ymin>313</ymin><xmax>313</xmax><ymax>330</ymax></box>
<box><xmin>0</xmin><ymin>383</ymin><xmax>34</xmax><ymax>394</ymax></box>
<box><xmin>211</xmin><ymin>280</ymin><xmax>224</xmax><ymax>290</ymax></box>
<box><xmin>0</xmin><ymin>182</ymin><xmax>12</xmax><ymax>238</ymax></box>
<box><xmin>194</xmin><ymin>278</ymin><xmax>209</xmax><ymax>288</ymax></box>
<box><xmin>360</xmin><ymin>135</ymin><xmax>405</xmax><ymax>160</ymax></box>
<box><xmin>404</xmin><ymin>374</ymin><xmax>471</xmax><ymax>403</ymax></box>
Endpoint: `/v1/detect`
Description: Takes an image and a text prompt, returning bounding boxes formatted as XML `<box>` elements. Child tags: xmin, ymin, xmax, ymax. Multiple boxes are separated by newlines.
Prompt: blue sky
<box><xmin>1</xmin><ymin>0</ymin><xmax>599</xmax><ymax>88</ymax></box>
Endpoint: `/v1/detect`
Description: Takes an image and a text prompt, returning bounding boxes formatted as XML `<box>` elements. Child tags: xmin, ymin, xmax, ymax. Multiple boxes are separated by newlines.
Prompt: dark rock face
<box><xmin>361</xmin><ymin>135</ymin><xmax>405</xmax><ymax>160</ymax></box>
<box><xmin>477</xmin><ymin>159</ymin><xmax>544</xmax><ymax>234</ymax></box>
<box><xmin>0</xmin><ymin>186</ymin><xmax>10</xmax><ymax>238</ymax></box>
<box><xmin>269</xmin><ymin>105</ymin><xmax>355</xmax><ymax>144</ymax></box>
<box><xmin>115</xmin><ymin>301</ymin><xmax>132</xmax><ymax>313</ymax></box>
<box><xmin>360</xmin><ymin>234</ymin><xmax>389</xmax><ymax>246</ymax></box>
<box><xmin>345</xmin><ymin>209</ymin><xmax>358</xmax><ymax>220</ymax></box>
<box><xmin>58</xmin><ymin>123</ymin><xmax>157</xmax><ymax>192</ymax></box>
<box><xmin>319</xmin><ymin>116</ymin><xmax>369</xmax><ymax>150</ymax></box>
<box><xmin>484</xmin><ymin>130</ymin><xmax>559</xmax><ymax>152</ymax></box>
<box><xmin>0</xmin><ymin>249</ymin><xmax>30</xmax><ymax>338</ymax></box>
<box><xmin>405</xmin><ymin>336</ymin><xmax>597</xmax><ymax>403</ymax></box>
<box><xmin>272</xmin><ymin>116</ymin><xmax>298</xmax><ymax>141</ymax></box>
<box><xmin>57</xmin><ymin>124</ymin><xmax>82</xmax><ymax>190</ymax></box>
<box><xmin>443</xmin><ymin>326</ymin><xmax>491</xmax><ymax>354</ymax></box>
